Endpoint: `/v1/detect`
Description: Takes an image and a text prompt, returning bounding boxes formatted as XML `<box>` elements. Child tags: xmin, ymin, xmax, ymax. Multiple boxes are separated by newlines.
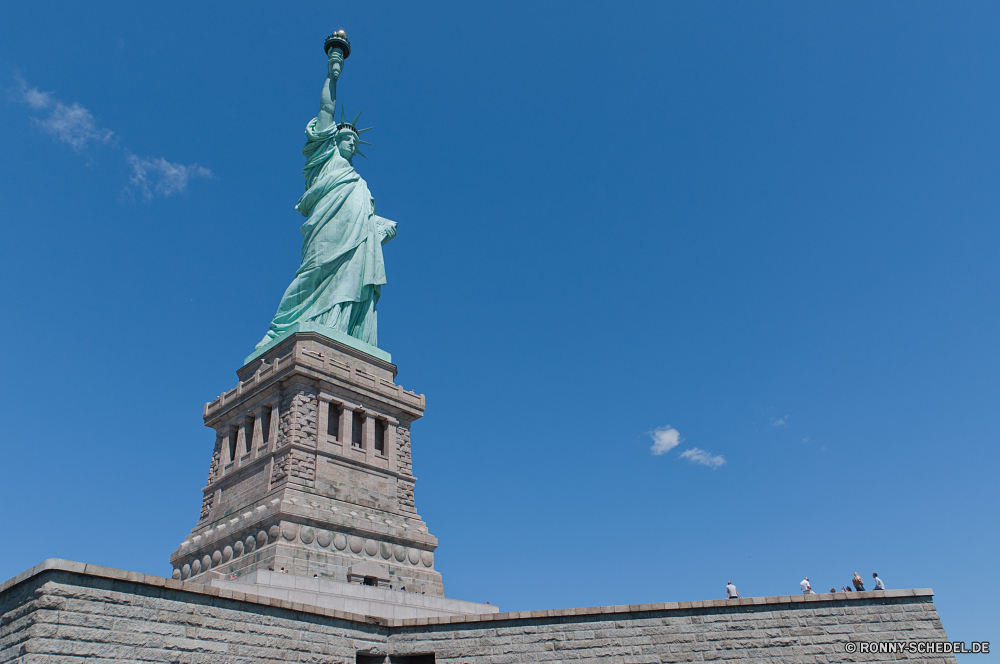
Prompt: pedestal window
<box><xmin>374</xmin><ymin>419</ymin><xmax>385</xmax><ymax>455</ymax></box>
<box><xmin>261</xmin><ymin>406</ymin><xmax>272</xmax><ymax>446</ymax></box>
<box><xmin>327</xmin><ymin>402</ymin><xmax>340</xmax><ymax>440</ymax></box>
<box><xmin>227</xmin><ymin>426</ymin><xmax>239</xmax><ymax>461</ymax></box>
<box><xmin>352</xmin><ymin>411</ymin><xmax>365</xmax><ymax>448</ymax></box>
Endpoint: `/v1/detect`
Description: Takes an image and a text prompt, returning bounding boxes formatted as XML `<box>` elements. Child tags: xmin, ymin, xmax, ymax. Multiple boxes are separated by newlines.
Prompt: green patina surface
<box><xmin>254</xmin><ymin>33</ymin><xmax>397</xmax><ymax>358</ymax></box>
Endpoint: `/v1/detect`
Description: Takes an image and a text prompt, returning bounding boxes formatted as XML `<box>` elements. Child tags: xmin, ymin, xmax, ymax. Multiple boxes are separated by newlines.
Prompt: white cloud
<box><xmin>22</xmin><ymin>86</ymin><xmax>51</xmax><ymax>109</ymax></box>
<box><xmin>127</xmin><ymin>154</ymin><xmax>213</xmax><ymax>200</ymax></box>
<box><xmin>771</xmin><ymin>415</ymin><xmax>789</xmax><ymax>427</ymax></box>
<box><xmin>13</xmin><ymin>76</ymin><xmax>211</xmax><ymax>199</ymax></box>
<box><xmin>650</xmin><ymin>426</ymin><xmax>681</xmax><ymax>455</ymax></box>
<box><xmin>16</xmin><ymin>77</ymin><xmax>114</xmax><ymax>151</ymax></box>
<box><xmin>34</xmin><ymin>100</ymin><xmax>115</xmax><ymax>151</ymax></box>
<box><xmin>801</xmin><ymin>437</ymin><xmax>810</xmax><ymax>443</ymax></box>
<box><xmin>679</xmin><ymin>447</ymin><xmax>726</xmax><ymax>469</ymax></box>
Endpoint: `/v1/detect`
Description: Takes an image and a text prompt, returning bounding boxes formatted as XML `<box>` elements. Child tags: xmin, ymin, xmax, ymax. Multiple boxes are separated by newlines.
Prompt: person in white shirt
<box><xmin>872</xmin><ymin>573</ymin><xmax>885</xmax><ymax>591</ymax></box>
<box><xmin>800</xmin><ymin>577</ymin><xmax>814</xmax><ymax>594</ymax></box>
<box><xmin>726</xmin><ymin>582</ymin><xmax>739</xmax><ymax>599</ymax></box>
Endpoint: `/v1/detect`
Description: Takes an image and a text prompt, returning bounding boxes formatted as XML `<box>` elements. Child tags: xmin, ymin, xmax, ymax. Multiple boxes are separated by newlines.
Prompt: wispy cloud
<box><xmin>16</xmin><ymin>76</ymin><xmax>114</xmax><ymax>151</ymax></box>
<box><xmin>679</xmin><ymin>447</ymin><xmax>726</xmax><ymax>469</ymax></box>
<box><xmin>650</xmin><ymin>426</ymin><xmax>727</xmax><ymax>469</ymax></box>
<box><xmin>22</xmin><ymin>85</ymin><xmax>51</xmax><ymax>110</ymax></box>
<box><xmin>12</xmin><ymin>76</ymin><xmax>212</xmax><ymax>199</ymax></box>
<box><xmin>127</xmin><ymin>154</ymin><xmax>213</xmax><ymax>200</ymax></box>
<box><xmin>649</xmin><ymin>426</ymin><xmax>681</xmax><ymax>455</ymax></box>
<box><xmin>771</xmin><ymin>415</ymin><xmax>789</xmax><ymax>427</ymax></box>
<box><xmin>801</xmin><ymin>437</ymin><xmax>810</xmax><ymax>443</ymax></box>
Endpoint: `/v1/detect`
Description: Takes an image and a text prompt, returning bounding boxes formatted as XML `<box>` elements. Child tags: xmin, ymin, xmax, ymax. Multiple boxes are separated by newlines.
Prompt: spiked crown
<box><xmin>336</xmin><ymin>107</ymin><xmax>373</xmax><ymax>158</ymax></box>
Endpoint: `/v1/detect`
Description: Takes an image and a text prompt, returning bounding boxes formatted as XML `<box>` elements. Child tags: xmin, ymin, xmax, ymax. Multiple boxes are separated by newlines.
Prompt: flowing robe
<box><xmin>256</xmin><ymin>118</ymin><xmax>387</xmax><ymax>349</ymax></box>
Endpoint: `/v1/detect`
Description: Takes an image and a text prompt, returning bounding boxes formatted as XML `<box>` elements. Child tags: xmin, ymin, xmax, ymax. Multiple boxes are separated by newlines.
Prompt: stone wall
<box><xmin>390</xmin><ymin>598</ymin><xmax>956</xmax><ymax>663</ymax></box>
<box><xmin>1</xmin><ymin>560</ymin><xmax>957</xmax><ymax>663</ymax></box>
<box><xmin>0</xmin><ymin>561</ymin><xmax>385</xmax><ymax>663</ymax></box>
<box><xmin>0</xmin><ymin>573</ymin><xmax>35</xmax><ymax>663</ymax></box>
<box><xmin>312</xmin><ymin>462</ymin><xmax>402</xmax><ymax>515</ymax></box>
<box><xmin>211</xmin><ymin>460</ymin><xmax>271</xmax><ymax>518</ymax></box>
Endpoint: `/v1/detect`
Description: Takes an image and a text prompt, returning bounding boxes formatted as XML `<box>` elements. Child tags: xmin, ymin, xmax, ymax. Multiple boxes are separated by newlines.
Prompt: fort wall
<box><xmin>1</xmin><ymin>560</ymin><xmax>955</xmax><ymax>663</ymax></box>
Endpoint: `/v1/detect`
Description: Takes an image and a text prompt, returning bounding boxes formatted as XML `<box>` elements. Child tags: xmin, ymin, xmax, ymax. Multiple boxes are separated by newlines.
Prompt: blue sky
<box><xmin>1</xmin><ymin>0</ymin><xmax>997</xmax><ymax>654</ymax></box>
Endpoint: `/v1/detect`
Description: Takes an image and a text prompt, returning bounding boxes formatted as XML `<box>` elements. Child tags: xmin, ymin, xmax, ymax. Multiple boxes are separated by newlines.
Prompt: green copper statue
<box><xmin>256</xmin><ymin>31</ymin><xmax>396</xmax><ymax>352</ymax></box>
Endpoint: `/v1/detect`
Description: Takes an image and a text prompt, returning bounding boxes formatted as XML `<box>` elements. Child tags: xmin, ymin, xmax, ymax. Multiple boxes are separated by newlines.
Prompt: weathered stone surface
<box><xmin>1</xmin><ymin>561</ymin><xmax>957</xmax><ymax>664</ymax></box>
<box><xmin>171</xmin><ymin>332</ymin><xmax>442</xmax><ymax>596</ymax></box>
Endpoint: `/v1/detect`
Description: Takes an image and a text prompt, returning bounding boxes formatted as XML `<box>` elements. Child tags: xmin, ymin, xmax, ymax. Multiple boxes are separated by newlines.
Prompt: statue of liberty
<box><xmin>256</xmin><ymin>31</ymin><xmax>395</xmax><ymax>352</ymax></box>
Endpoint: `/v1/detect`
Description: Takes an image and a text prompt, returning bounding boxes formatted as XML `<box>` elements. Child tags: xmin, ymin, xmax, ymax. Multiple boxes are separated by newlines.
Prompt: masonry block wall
<box><xmin>1</xmin><ymin>561</ymin><xmax>957</xmax><ymax>664</ymax></box>
<box><xmin>0</xmin><ymin>563</ymin><xmax>386</xmax><ymax>663</ymax></box>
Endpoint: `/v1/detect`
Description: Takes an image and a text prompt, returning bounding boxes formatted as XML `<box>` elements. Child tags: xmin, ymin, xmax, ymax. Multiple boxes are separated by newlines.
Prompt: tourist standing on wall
<box><xmin>852</xmin><ymin>572</ymin><xmax>865</xmax><ymax>591</ymax></box>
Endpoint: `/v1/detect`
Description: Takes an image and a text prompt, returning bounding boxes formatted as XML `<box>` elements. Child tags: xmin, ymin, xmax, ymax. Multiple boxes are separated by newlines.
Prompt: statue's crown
<box><xmin>325</xmin><ymin>30</ymin><xmax>351</xmax><ymax>58</ymax></box>
<box><xmin>335</xmin><ymin>107</ymin><xmax>373</xmax><ymax>158</ymax></box>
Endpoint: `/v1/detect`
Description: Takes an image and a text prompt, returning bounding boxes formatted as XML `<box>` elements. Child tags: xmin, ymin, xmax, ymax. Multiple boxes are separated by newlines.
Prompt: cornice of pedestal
<box><xmin>243</xmin><ymin>324</ymin><xmax>396</xmax><ymax>373</ymax></box>
<box><xmin>205</xmin><ymin>337</ymin><xmax>425</xmax><ymax>426</ymax></box>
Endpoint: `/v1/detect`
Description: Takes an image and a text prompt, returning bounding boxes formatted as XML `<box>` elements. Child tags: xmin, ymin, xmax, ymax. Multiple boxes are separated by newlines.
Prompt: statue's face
<box><xmin>337</xmin><ymin>131</ymin><xmax>357</xmax><ymax>159</ymax></box>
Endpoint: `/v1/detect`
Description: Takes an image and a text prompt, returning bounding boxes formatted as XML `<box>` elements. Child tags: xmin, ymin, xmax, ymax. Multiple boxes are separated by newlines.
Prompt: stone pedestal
<box><xmin>169</xmin><ymin>329</ymin><xmax>443</xmax><ymax>596</ymax></box>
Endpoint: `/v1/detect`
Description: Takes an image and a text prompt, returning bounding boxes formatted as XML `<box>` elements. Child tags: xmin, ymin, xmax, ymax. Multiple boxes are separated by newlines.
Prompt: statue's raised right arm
<box><xmin>315</xmin><ymin>46</ymin><xmax>344</xmax><ymax>132</ymax></box>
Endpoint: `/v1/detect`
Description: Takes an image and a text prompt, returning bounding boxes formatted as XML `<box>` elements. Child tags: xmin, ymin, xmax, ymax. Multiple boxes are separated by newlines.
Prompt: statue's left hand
<box><xmin>375</xmin><ymin>216</ymin><xmax>397</xmax><ymax>245</ymax></box>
